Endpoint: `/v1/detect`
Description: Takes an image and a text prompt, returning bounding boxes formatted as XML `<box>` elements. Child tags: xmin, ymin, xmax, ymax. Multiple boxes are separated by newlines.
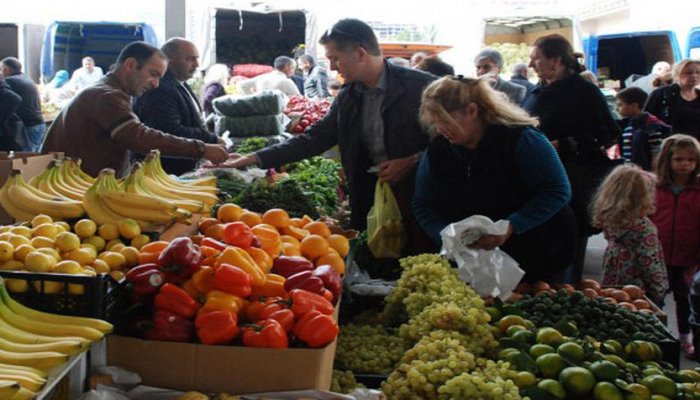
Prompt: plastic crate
<box><xmin>0</xmin><ymin>271</ymin><xmax>124</xmax><ymax>320</ymax></box>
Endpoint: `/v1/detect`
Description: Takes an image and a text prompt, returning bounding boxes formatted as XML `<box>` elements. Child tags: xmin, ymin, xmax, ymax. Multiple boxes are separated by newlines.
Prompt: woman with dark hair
<box><xmin>645</xmin><ymin>59</ymin><xmax>700</xmax><ymax>139</ymax></box>
<box><xmin>522</xmin><ymin>34</ymin><xmax>620</xmax><ymax>280</ymax></box>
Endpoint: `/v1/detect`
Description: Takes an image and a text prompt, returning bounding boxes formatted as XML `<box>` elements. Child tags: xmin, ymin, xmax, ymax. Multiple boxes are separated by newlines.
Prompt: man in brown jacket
<box><xmin>42</xmin><ymin>41</ymin><xmax>229</xmax><ymax>176</ymax></box>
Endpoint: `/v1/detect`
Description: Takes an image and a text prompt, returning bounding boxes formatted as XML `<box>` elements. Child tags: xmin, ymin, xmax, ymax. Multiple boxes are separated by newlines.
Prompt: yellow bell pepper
<box><xmin>245</xmin><ymin>247</ymin><xmax>273</xmax><ymax>273</ymax></box>
<box><xmin>199</xmin><ymin>290</ymin><xmax>246</xmax><ymax>315</ymax></box>
<box><xmin>249</xmin><ymin>273</ymin><xmax>287</xmax><ymax>298</ymax></box>
<box><xmin>215</xmin><ymin>246</ymin><xmax>267</xmax><ymax>286</ymax></box>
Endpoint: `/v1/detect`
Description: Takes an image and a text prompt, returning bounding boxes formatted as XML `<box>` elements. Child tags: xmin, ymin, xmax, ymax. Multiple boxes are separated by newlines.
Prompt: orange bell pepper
<box><xmin>182</xmin><ymin>279</ymin><xmax>201</xmax><ymax>298</ymax></box>
<box><xmin>246</xmin><ymin>247</ymin><xmax>273</xmax><ymax>272</ymax></box>
<box><xmin>249</xmin><ymin>273</ymin><xmax>287</xmax><ymax>298</ymax></box>
<box><xmin>251</xmin><ymin>226</ymin><xmax>282</xmax><ymax>257</ymax></box>
<box><xmin>200</xmin><ymin>290</ymin><xmax>245</xmax><ymax>315</ymax></box>
<box><xmin>200</xmin><ymin>245</ymin><xmax>221</xmax><ymax>259</ymax></box>
<box><xmin>138</xmin><ymin>241</ymin><xmax>169</xmax><ymax>264</ymax></box>
<box><xmin>215</xmin><ymin>246</ymin><xmax>267</xmax><ymax>286</ymax></box>
<box><xmin>191</xmin><ymin>266</ymin><xmax>215</xmax><ymax>294</ymax></box>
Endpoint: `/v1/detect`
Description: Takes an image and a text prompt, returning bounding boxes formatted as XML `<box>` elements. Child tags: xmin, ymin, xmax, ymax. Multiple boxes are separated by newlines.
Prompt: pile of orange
<box><xmin>199</xmin><ymin>204</ymin><xmax>349</xmax><ymax>275</ymax></box>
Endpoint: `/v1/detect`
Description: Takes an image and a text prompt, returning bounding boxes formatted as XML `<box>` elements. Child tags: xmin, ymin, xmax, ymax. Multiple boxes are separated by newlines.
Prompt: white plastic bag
<box><xmin>440</xmin><ymin>215</ymin><xmax>524</xmax><ymax>300</ymax></box>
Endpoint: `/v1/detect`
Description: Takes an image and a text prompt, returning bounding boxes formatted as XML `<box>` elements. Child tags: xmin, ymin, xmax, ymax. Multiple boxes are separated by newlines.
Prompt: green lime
<box><xmin>603</xmin><ymin>339</ymin><xmax>624</xmax><ymax>356</ymax></box>
<box><xmin>498</xmin><ymin>348</ymin><xmax>520</xmax><ymax>360</ymax></box>
<box><xmin>559</xmin><ymin>366</ymin><xmax>596</xmax><ymax>397</ymax></box>
<box><xmin>625</xmin><ymin>341</ymin><xmax>659</xmax><ymax>362</ymax></box>
<box><xmin>604</xmin><ymin>354</ymin><xmax>626</xmax><ymax>367</ymax></box>
<box><xmin>530</xmin><ymin>343</ymin><xmax>556</xmax><ymax>358</ymax></box>
<box><xmin>512</xmin><ymin>329</ymin><xmax>535</xmax><ymax>344</ymax></box>
<box><xmin>536</xmin><ymin>353</ymin><xmax>567</xmax><ymax>379</ymax></box>
<box><xmin>679</xmin><ymin>369</ymin><xmax>700</xmax><ymax>383</ymax></box>
<box><xmin>625</xmin><ymin>383</ymin><xmax>652</xmax><ymax>400</ymax></box>
<box><xmin>589</xmin><ymin>360</ymin><xmax>621</xmax><ymax>381</ymax></box>
<box><xmin>558</xmin><ymin>341</ymin><xmax>586</xmax><ymax>363</ymax></box>
<box><xmin>642</xmin><ymin>368</ymin><xmax>663</xmax><ymax>377</ymax></box>
<box><xmin>506</xmin><ymin>324</ymin><xmax>526</xmax><ymax>337</ymax></box>
<box><xmin>640</xmin><ymin>375</ymin><xmax>677</xmax><ymax>398</ymax></box>
<box><xmin>498</xmin><ymin>315</ymin><xmax>527</xmax><ymax>333</ymax></box>
<box><xmin>513</xmin><ymin>371</ymin><xmax>537</xmax><ymax>388</ymax></box>
<box><xmin>538</xmin><ymin>378</ymin><xmax>566</xmax><ymax>399</ymax></box>
<box><xmin>536</xmin><ymin>327</ymin><xmax>565</xmax><ymax>346</ymax></box>
<box><xmin>593</xmin><ymin>381</ymin><xmax>624</xmax><ymax>400</ymax></box>
<box><xmin>485</xmin><ymin>306</ymin><xmax>502</xmax><ymax>322</ymax></box>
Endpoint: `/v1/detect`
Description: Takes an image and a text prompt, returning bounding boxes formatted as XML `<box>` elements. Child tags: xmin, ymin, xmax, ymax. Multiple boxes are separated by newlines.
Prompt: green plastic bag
<box><xmin>367</xmin><ymin>181</ymin><xmax>404</xmax><ymax>258</ymax></box>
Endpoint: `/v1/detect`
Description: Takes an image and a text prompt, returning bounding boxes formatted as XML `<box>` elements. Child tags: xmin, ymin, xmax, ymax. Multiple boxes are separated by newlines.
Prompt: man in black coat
<box><xmin>227</xmin><ymin>18</ymin><xmax>435</xmax><ymax>249</ymax></box>
<box><xmin>0</xmin><ymin>74</ymin><xmax>30</xmax><ymax>151</ymax></box>
<box><xmin>1</xmin><ymin>57</ymin><xmax>44</xmax><ymax>151</ymax></box>
<box><xmin>134</xmin><ymin>38</ymin><xmax>221</xmax><ymax>175</ymax></box>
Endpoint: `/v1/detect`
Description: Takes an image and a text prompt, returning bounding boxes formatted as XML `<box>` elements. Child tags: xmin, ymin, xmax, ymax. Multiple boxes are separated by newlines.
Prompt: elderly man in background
<box><xmin>510</xmin><ymin>62</ymin><xmax>534</xmax><ymax>93</ymax></box>
<box><xmin>475</xmin><ymin>48</ymin><xmax>526</xmax><ymax>104</ymax></box>
<box><xmin>42</xmin><ymin>41</ymin><xmax>228</xmax><ymax>176</ymax></box>
<box><xmin>134</xmin><ymin>37</ymin><xmax>222</xmax><ymax>175</ymax></box>
<box><xmin>298</xmin><ymin>54</ymin><xmax>329</xmax><ymax>98</ymax></box>
<box><xmin>240</xmin><ymin>56</ymin><xmax>300</xmax><ymax>97</ymax></box>
<box><xmin>0</xmin><ymin>57</ymin><xmax>45</xmax><ymax>151</ymax></box>
<box><xmin>70</xmin><ymin>56</ymin><xmax>104</xmax><ymax>92</ymax></box>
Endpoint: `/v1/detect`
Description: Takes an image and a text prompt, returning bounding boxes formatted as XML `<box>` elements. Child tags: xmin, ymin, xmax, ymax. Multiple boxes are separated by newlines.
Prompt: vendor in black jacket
<box><xmin>134</xmin><ymin>38</ymin><xmax>221</xmax><ymax>175</ymax></box>
<box><xmin>227</xmin><ymin>18</ymin><xmax>435</xmax><ymax>251</ymax></box>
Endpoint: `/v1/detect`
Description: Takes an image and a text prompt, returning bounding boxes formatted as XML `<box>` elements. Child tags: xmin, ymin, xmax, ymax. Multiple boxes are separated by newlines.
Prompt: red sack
<box><xmin>232</xmin><ymin>64</ymin><xmax>274</xmax><ymax>78</ymax></box>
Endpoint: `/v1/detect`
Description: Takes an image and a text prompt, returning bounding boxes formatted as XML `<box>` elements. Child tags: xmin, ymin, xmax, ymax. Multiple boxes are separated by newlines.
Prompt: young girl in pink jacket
<box><xmin>651</xmin><ymin>134</ymin><xmax>700</xmax><ymax>358</ymax></box>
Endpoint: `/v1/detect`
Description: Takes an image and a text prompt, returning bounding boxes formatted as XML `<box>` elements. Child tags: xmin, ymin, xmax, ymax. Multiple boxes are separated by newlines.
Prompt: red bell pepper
<box><xmin>212</xmin><ymin>264</ymin><xmax>252</xmax><ymax>298</ymax></box>
<box><xmin>144</xmin><ymin>310</ymin><xmax>193</xmax><ymax>342</ymax></box>
<box><xmin>158</xmin><ymin>237</ymin><xmax>203</xmax><ymax>284</ymax></box>
<box><xmin>154</xmin><ymin>283</ymin><xmax>201</xmax><ymax>319</ymax></box>
<box><xmin>259</xmin><ymin>308</ymin><xmax>294</xmax><ymax>333</ymax></box>
<box><xmin>313</xmin><ymin>265</ymin><xmax>342</xmax><ymax>305</ymax></box>
<box><xmin>283</xmin><ymin>270</ymin><xmax>325</xmax><ymax>295</ymax></box>
<box><xmin>195</xmin><ymin>310</ymin><xmax>240</xmax><ymax>345</ymax></box>
<box><xmin>271</xmin><ymin>256</ymin><xmax>314</xmax><ymax>278</ymax></box>
<box><xmin>125</xmin><ymin>263</ymin><xmax>165</xmax><ymax>297</ymax></box>
<box><xmin>200</xmin><ymin>237</ymin><xmax>227</xmax><ymax>252</ymax></box>
<box><xmin>244</xmin><ymin>297</ymin><xmax>284</xmax><ymax>322</ymax></box>
<box><xmin>293</xmin><ymin>310</ymin><xmax>339</xmax><ymax>348</ymax></box>
<box><xmin>222</xmin><ymin>222</ymin><xmax>254</xmax><ymax>248</ymax></box>
<box><xmin>288</xmin><ymin>289</ymin><xmax>334</xmax><ymax>316</ymax></box>
<box><xmin>241</xmin><ymin>319</ymin><xmax>288</xmax><ymax>348</ymax></box>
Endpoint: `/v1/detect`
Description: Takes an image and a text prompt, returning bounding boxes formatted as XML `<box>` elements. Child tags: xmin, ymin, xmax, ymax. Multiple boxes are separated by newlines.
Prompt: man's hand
<box><xmin>551</xmin><ymin>140</ymin><xmax>560</xmax><ymax>150</ymax></box>
<box><xmin>223</xmin><ymin>153</ymin><xmax>258</xmax><ymax>168</ymax></box>
<box><xmin>470</xmin><ymin>223</ymin><xmax>513</xmax><ymax>250</ymax></box>
<box><xmin>377</xmin><ymin>154</ymin><xmax>419</xmax><ymax>183</ymax></box>
<box><xmin>216</xmin><ymin>136</ymin><xmax>226</xmax><ymax>145</ymax></box>
<box><xmin>203</xmin><ymin>144</ymin><xmax>229</xmax><ymax>164</ymax></box>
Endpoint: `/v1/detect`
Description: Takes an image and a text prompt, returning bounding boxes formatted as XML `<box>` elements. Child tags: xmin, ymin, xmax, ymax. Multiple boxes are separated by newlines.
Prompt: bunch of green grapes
<box><xmin>330</xmin><ymin>369</ymin><xmax>365</xmax><ymax>394</ymax></box>
<box><xmin>437</xmin><ymin>359</ymin><xmax>521</xmax><ymax>400</ymax></box>
<box><xmin>335</xmin><ymin>324</ymin><xmax>408</xmax><ymax>374</ymax></box>
<box><xmin>399</xmin><ymin>302</ymin><xmax>495</xmax><ymax>345</ymax></box>
<box><xmin>381</xmin><ymin>337</ymin><xmax>477</xmax><ymax>400</ymax></box>
<box><xmin>402</xmin><ymin>278</ymin><xmax>485</xmax><ymax>318</ymax></box>
<box><xmin>399</xmin><ymin>253</ymin><xmax>448</xmax><ymax>270</ymax></box>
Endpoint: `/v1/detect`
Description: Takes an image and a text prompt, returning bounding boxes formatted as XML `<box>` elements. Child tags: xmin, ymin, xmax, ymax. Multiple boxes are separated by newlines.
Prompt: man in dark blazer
<box><xmin>134</xmin><ymin>38</ymin><xmax>221</xmax><ymax>175</ymax></box>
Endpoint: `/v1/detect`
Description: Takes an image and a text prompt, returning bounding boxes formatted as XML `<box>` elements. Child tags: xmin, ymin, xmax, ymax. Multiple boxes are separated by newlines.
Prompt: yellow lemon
<box><xmin>0</xmin><ymin>226</ymin><xmax>11</xmax><ymax>234</ymax></box>
<box><xmin>24</xmin><ymin>251</ymin><xmax>56</xmax><ymax>272</ymax></box>
<box><xmin>98</xmin><ymin>224</ymin><xmax>119</xmax><ymax>241</ymax></box>
<box><xmin>54</xmin><ymin>232</ymin><xmax>81</xmax><ymax>252</ymax></box>
<box><xmin>6</xmin><ymin>279</ymin><xmax>29</xmax><ymax>293</ymax></box>
<box><xmin>30</xmin><ymin>236</ymin><xmax>55</xmax><ymax>249</ymax></box>
<box><xmin>105</xmin><ymin>239</ymin><xmax>124</xmax><ymax>252</ymax></box>
<box><xmin>31</xmin><ymin>223</ymin><xmax>59</xmax><ymax>239</ymax></box>
<box><xmin>10</xmin><ymin>226</ymin><xmax>32</xmax><ymax>239</ymax></box>
<box><xmin>30</xmin><ymin>214</ymin><xmax>53</xmax><ymax>228</ymax></box>
<box><xmin>35</xmin><ymin>247</ymin><xmax>61</xmax><ymax>262</ymax></box>
<box><xmin>0</xmin><ymin>241</ymin><xmax>14</xmax><ymax>261</ymax></box>
<box><xmin>0</xmin><ymin>232</ymin><xmax>14</xmax><ymax>242</ymax></box>
<box><xmin>53</xmin><ymin>260</ymin><xmax>83</xmax><ymax>274</ymax></box>
<box><xmin>8</xmin><ymin>235</ymin><xmax>30</xmax><ymax>248</ymax></box>
<box><xmin>12</xmin><ymin>244</ymin><xmax>35</xmax><ymax>262</ymax></box>
<box><xmin>130</xmin><ymin>234</ymin><xmax>151</xmax><ymax>250</ymax></box>
<box><xmin>63</xmin><ymin>247</ymin><xmax>96</xmax><ymax>265</ymax></box>
<box><xmin>74</xmin><ymin>219</ymin><xmax>97</xmax><ymax>239</ymax></box>
<box><xmin>119</xmin><ymin>246</ymin><xmax>140</xmax><ymax>268</ymax></box>
<box><xmin>0</xmin><ymin>260</ymin><xmax>23</xmax><ymax>271</ymax></box>
<box><xmin>91</xmin><ymin>259</ymin><xmax>110</xmax><ymax>274</ymax></box>
<box><xmin>82</xmin><ymin>236</ymin><xmax>106</xmax><ymax>252</ymax></box>
<box><xmin>109</xmin><ymin>270</ymin><xmax>125</xmax><ymax>281</ymax></box>
<box><xmin>117</xmin><ymin>219</ymin><xmax>141</xmax><ymax>240</ymax></box>
<box><xmin>54</xmin><ymin>221</ymin><xmax>70</xmax><ymax>232</ymax></box>
<box><xmin>98</xmin><ymin>251</ymin><xmax>126</xmax><ymax>271</ymax></box>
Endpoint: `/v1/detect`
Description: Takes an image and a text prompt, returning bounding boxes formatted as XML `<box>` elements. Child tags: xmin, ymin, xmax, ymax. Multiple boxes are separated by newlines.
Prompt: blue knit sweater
<box><xmin>412</xmin><ymin>127</ymin><xmax>572</xmax><ymax>244</ymax></box>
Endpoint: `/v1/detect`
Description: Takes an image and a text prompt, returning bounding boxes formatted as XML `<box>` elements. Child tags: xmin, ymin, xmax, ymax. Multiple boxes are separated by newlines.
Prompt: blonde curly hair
<box><xmin>591</xmin><ymin>164</ymin><xmax>657</xmax><ymax>230</ymax></box>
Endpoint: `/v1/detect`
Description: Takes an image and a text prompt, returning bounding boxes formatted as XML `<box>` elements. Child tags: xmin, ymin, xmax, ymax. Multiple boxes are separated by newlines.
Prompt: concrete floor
<box><xmin>583</xmin><ymin>234</ymin><xmax>697</xmax><ymax>369</ymax></box>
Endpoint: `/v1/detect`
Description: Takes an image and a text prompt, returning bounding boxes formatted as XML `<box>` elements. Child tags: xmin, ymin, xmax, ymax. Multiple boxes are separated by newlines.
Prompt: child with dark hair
<box><xmin>615</xmin><ymin>87</ymin><xmax>670</xmax><ymax>171</ymax></box>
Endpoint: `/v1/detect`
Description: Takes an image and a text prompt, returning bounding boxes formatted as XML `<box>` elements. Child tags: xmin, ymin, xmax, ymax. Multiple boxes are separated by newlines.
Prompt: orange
<box><xmin>327</xmin><ymin>234</ymin><xmax>350</xmax><ymax>257</ymax></box>
<box><xmin>204</xmin><ymin>223</ymin><xmax>225</xmax><ymax>241</ymax></box>
<box><xmin>217</xmin><ymin>203</ymin><xmax>243</xmax><ymax>222</ymax></box>
<box><xmin>289</xmin><ymin>218</ymin><xmax>304</xmax><ymax>228</ymax></box>
<box><xmin>239</xmin><ymin>211</ymin><xmax>262</xmax><ymax>227</ymax></box>
<box><xmin>198</xmin><ymin>217</ymin><xmax>220</xmax><ymax>234</ymax></box>
<box><xmin>316</xmin><ymin>252</ymin><xmax>345</xmax><ymax>275</ymax></box>
<box><xmin>299</xmin><ymin>234</ymin><xmax>329</xmax><ymax>261</ymax></box>
<box><xmin>303</xmin><ymin>221</ymin><xmax>331</xmax><ymax>238</ymax></box>
<box><xmin>282</xmin><ymin>242</ymin><xmax>301</xmax><ymax>257</ymax></box>
<box><xmin>262</xmin><ymin>208</ymin><xmax>291</xmax><ymax>229</ymax></box>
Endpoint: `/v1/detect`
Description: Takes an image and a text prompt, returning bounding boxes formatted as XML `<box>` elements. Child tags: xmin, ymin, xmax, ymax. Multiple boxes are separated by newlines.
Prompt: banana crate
<box><xmin>0</xmin><ymin>271</ymin><xmax>124</xmax><ymax>320</ymax></box>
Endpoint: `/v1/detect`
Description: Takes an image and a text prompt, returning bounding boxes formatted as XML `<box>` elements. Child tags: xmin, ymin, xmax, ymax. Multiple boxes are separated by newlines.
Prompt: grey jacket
<box><xmin>493</xmin><ymin>77</ymin><xmax>526</xmax><ymax>105</ymax></box>
<box><xmin>303</xmin><ymin>65</ymin><xmax>329</xmax><ymax>98</ymax></box>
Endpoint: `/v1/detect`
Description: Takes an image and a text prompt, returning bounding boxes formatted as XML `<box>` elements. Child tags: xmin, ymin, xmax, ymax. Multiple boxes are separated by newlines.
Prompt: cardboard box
<box><xmin>0</xmin><ymin>152</ymin><xmax>63</xmax><ymax>223</ymax></box>
<box><xmin>106</xmin><ymin>335</ymin><xmax>336</xmax><ymax>394</ymax></box>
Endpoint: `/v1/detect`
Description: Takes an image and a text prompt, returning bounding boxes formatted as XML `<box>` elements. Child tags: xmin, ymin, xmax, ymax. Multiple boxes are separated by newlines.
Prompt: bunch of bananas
<box><xmin>0</xmin><ymin>278</ymin><xmax>111</xmax><ymax>399</ymax></box>
<box><xmin>27</xmin><ymin>160</ymin><xmax>93</xmax><ymax>203</ymax></box>
<box><xmin>0</xmin><ymin>171</ymin><xmax>84</xmax><ymax>223</ymax></box>
<box><xmin>83</xmin><ymin>169</ymin><xmax>191</xmax><ymax>228</ymax></box>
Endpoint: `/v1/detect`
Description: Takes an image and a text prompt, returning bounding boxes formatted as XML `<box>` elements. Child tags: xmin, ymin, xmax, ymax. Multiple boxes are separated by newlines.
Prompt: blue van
<box><xmin>40</xmin><ymin>21</ymin><xmax>158</xmax><ymax>81</ymax></box>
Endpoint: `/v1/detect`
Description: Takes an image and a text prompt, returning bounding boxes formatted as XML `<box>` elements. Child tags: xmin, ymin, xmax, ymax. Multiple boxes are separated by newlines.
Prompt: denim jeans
<box><xmin>26</xmin><ymin>123</ymin><xmax>46</xmax><ymax>152</ymax></box>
